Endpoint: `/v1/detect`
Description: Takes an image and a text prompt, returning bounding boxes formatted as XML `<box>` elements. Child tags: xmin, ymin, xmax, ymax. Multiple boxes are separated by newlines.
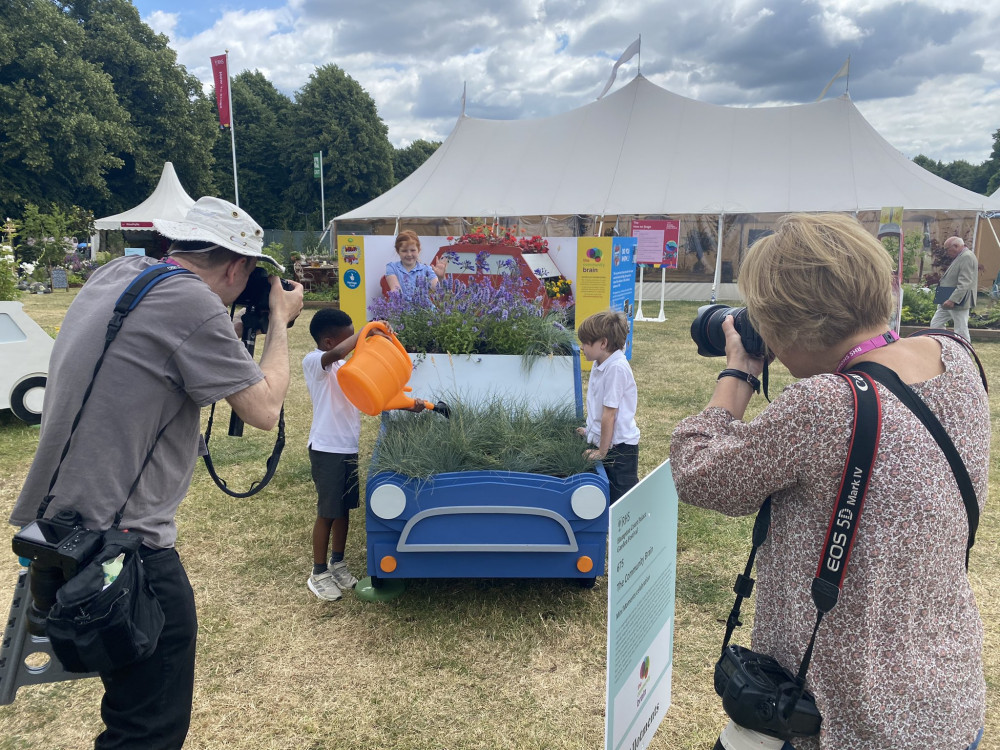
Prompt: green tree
<box><xmin>393</xmin><ymin>139</ymin><xmax>441</xmax><ymax>184</ymax></box>
<box><xmin>285</xmin><ymin>64</ymin><xmax>395</xmax><ymax>228</ymax></box>
<box><xmin>913</xmin><ymin>154</ymin><xmax>989</xmax><ymax>194</ymax></box>
<box><xmin>212</xmin><ymin>71</ymin><xmax>295</xmax><ymax>227</ymax></box>
<box><xmin>62</xmin><ymin>0</ymin><xmax>218</xmax><ymax>213</ymax></box>
<box><xmin>984</xmin><ymin>128</ymin><xmax>1000</xmax><ymax>196</ymax></box>
<box><xmin>0</xmin><ymin>0</ymin><xmax>132</xmax><ymax>218</ymax></box>
<box><xmin>19</xmin><ymin>203</ymin><xmax>75</xmax><ymax>269</ymax></box>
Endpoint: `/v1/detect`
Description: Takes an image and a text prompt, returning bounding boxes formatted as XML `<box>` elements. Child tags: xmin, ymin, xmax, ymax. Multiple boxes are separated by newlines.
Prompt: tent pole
<box><xmin>972</xmin><ymin>212</ymin><xmax>981</xmax><ymax>264</ymax></box>
<box><xmin>711</xmin><ymin>214</ymin><xmax>725</xmax><ymax>303</ymax></box>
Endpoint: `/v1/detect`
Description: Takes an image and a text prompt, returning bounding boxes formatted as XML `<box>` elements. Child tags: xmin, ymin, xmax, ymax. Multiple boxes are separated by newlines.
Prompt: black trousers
<box><xmin>95</xmin><ymin>547</ymin><xmax>198</xmax><ymax>750</ymax></box>
<box><xmin>605</xmin><ymin>442</ymin><xmax>639</xmax><ymax>505</ymax></box>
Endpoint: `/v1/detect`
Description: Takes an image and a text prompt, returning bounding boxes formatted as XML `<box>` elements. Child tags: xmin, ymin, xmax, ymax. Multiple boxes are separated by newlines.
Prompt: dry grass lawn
<box><xmin>0</xmin><ymin>290</ymin><xmax>997</xmax><ymax>749</ymax></box>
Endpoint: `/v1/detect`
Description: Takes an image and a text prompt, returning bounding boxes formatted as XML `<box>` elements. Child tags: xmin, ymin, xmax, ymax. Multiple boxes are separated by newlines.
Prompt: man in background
<box><xmin>930</xmin><ymin>236</ymin><xmax>978</xmax><ymax>341</ymax></box>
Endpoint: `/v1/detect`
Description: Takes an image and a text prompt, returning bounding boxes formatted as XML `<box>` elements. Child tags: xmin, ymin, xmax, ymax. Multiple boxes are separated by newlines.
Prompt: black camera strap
<box><xmin>795</xmin><ymin>371</ymin><xmax>879</xmax><ymax>683</ymax></box>
<box><xmin>721</xmin><ymin>372</ymin><xmax>879</xmax><ymax>687</ymax></box>
<box><xmin>37</xmin><ymin>263</ymin><xmax>192</xmax><ymax>525</ymax></box>
<box><xmin>848</xmin><ymin>360</ymin><xmax>981</xmax><ymax>569</ymax></box>
<box><xmin>723</xmin><ymin>342</ymin><xmax>984</xmax><ymax>696</ymax></box>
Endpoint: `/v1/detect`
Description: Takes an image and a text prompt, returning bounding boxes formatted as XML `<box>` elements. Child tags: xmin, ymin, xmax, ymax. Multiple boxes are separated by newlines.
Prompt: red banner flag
<box><xmin>211</xmin><ymin>54</ymin><xmax>231</xmax><ymax>129</ymax></box>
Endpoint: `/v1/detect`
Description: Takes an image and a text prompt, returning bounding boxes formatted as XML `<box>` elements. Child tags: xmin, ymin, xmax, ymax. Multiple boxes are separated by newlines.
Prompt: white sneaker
<box><xmin>307</xmin><ymin>570</ymin><xmax>343</xmax><ymax>601</ymax></box>
<box><xmin>328</xmin><ymin>560</ymin><xmax>358</xmax><ymax>589</ymax></box>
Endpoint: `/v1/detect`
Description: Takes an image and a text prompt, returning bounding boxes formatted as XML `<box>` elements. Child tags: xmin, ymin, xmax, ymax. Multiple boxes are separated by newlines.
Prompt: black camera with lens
<box><xmin>234</xmin><ymin>267</ymin><xmax>296</xmax><ymax>337</ymax></box>
<box><xmin>12</xmin><ymin>509</ymin><xmax>104</xmax><ymax>636</ymax></box>
<box><xmin>13</xmin><ymin>510</ymin><xmax>103</xmax><ymax>578</ymax></box>
<box><xmin>690</xmin><ymin>304</ymin><xmax>767</xmax><ymax>359</ymax></box>
<box><xmin>714</xmin><ymin>644</ymin><xmax>821</xmax><ymax>745</ymax></box>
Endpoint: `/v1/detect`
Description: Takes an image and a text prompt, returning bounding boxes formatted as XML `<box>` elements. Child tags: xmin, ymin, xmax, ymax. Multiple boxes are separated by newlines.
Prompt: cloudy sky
<box><xmin>134</xmin><ymin>0</ymin><xmax>1000</xmax><ymax>165</ymax></box>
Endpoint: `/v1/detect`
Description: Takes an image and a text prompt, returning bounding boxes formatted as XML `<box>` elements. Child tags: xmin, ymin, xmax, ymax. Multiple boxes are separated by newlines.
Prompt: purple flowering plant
<box><xmin>369</xmin><ymin>251</ymin><xmax>575</xmax><ymax>356</ymax></box>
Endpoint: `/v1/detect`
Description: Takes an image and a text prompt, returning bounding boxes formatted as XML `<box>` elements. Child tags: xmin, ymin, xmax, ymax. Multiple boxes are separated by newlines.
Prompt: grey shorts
<box><xmin>309</xmin><ymin>448</ymin><xmax>360</xmax><ymax>520</ymax></box>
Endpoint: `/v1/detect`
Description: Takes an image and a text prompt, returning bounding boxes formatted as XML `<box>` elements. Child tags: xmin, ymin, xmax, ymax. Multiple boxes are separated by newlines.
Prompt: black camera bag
<box><xmin>46</xmin><ymin>529</ymin><xmax>164</xmax><ymax>673</ymax></box>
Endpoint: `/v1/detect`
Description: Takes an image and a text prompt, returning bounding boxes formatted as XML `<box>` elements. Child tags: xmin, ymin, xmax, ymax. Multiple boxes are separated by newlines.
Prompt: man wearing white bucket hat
<box><xmin>11</xmin><ymin>196</ymin><xmax>302</xmax><ymax>749</ymax></box>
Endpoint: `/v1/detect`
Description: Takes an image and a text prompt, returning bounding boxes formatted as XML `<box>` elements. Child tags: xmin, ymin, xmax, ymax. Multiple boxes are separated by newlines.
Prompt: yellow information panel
<box><xmin>576</xmin><ymin>238</ymin><xmax>613</xmax><ymax>371</ymax></box>
<box><xmin>337</xmin><ymin>235</ymin><xmax>367</xmax><ymax>327</ymax></box>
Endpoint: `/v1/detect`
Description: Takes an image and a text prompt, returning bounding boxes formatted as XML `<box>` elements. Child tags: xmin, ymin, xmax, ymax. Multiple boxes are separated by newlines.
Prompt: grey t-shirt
<box><xmin>10</xmin><ymin>256</ymin><xmax>264</xmax><ymax>548</ymax></box>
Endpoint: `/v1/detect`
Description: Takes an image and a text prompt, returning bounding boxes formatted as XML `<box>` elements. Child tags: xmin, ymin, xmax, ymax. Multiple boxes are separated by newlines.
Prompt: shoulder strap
<box><xmin>721</xmin><ymin>372</ymin><xmax>879</xmax><ymax>667</ymax></box>
<box><xmin>905</xmin><ymin>329</ymin><xmax>988</xmax><ymax>393</ymax></box>
<box><xmin>37</xmin><ymin>263</ymin><xmax>192</xmax><ymax>523</ymax></box>
<box><xmin>105</xmin><ymin>263</ymin><xmax>192</xmax><ymax>344</ymax></box>
<box><xmin>847</xmin><ymin>360</ymin><xmax>979</xmax><ymax>569</ymax></box>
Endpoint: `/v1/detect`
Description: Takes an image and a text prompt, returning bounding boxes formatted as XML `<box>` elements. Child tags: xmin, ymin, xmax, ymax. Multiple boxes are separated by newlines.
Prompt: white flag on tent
<box><xmin>816</xmin><ymin>57</ymin><xmax>850</xmax><ymax>101</ymax></box>
<box><xmin>597</xmin><ymin>37</ymin><xmax>641</xmax><ymax>100</ymax></box>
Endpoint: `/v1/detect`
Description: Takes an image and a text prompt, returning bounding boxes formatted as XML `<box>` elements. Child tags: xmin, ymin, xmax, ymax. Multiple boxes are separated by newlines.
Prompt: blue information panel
<box><xmin>605</xmin><ymin>460</ymin><xmax>678</xmax><ymax>750</ymax></box>
<box><xmin>609</xmin><ymin>238</ymin><xmax>637</xmax><ymax>359</ymax></box>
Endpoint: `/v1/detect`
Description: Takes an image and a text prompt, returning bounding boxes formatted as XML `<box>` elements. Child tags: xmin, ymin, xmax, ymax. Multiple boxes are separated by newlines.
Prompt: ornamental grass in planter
<box><xmin>372</xmin><ymin>397</ymin><xmax>596</xmax><ymax>479</ymax></box>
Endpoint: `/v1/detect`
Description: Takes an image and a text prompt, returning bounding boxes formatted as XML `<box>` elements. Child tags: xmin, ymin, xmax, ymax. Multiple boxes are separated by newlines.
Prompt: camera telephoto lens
<box><xmin>714</xmin><ymin>720</ymin><xmax>785</xmax><ymax>750</ymax></box>
<box><xmin>27</xmin><ymin>563</ymin><xmax>65</xmax><ymax>637</ymax></box>
<box><xmin>690</xmin><ymin>304</ymin><xmax>767</xmax><ymax>359</ymax></box>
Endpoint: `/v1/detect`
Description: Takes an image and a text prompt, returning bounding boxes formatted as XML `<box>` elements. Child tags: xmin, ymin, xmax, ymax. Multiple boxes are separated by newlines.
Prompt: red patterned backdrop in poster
<box><xmin>630</xmin><ymin>220</ymin><xmax>679</xmax><ymax>268</ymax></box>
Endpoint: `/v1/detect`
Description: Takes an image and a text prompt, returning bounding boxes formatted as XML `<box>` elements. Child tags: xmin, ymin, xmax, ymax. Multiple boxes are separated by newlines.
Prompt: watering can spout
<box><xmin>336</xmin><ymin>321</ymin><xmax>449</xmax><ymax>418</ymax></box>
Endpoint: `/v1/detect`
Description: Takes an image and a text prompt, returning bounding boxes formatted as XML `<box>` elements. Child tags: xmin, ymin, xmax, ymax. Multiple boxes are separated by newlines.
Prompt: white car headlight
<box><xmin>570</xmin><ymin>485</ymin><xmax>606</xmax><ymax>520</ymax></box>
<box><xmin>369</xmin><ymin>484</ymin><xmax>407</xmax><ymax>520</ymax></box>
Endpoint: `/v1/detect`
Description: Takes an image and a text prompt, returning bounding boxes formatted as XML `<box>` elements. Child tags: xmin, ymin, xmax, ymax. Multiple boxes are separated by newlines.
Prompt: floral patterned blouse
<box><xmin>669</xmin><ymin>336</ymin><xmax>988</xmax><ymax>750</ymax></box>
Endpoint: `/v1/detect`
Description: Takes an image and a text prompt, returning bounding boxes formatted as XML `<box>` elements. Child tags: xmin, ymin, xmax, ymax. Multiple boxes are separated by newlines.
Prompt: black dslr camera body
<box><xmin>12</xmin><ymin>509</ymin><xmax>104</xmax><ymax>636</ymax></box>
<box><xmin>12</xmin><ymin>510</ymin><xmax>103</xmax><ymax>578</ymax></box>
<box><xmin>690</xmin><ymin>304</ymin><xmax>767</xmax><ymax>359</ymax></box>
<box><xmin>234</xmin><ymin>267</ymin><xmax>295</xmax><ymax>337</ymax></box>
<box><xmin>714</xmin><ymin>644</ymin><xmax>821</xmax><ymax>745</ymax></box>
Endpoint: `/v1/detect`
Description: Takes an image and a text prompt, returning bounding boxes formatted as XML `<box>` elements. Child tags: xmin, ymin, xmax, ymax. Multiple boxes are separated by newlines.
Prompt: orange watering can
<box><xmin>337</xmin><ymin>321</ymin><xmax>449</xmax><ymax>417</ymax></box>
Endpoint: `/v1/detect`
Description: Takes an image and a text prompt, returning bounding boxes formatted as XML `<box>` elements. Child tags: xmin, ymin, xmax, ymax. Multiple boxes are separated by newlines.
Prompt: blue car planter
<box><xmin>363</xmin><ymin>348</ymin><xmax>610</xmax><ymax>589</ymax></box>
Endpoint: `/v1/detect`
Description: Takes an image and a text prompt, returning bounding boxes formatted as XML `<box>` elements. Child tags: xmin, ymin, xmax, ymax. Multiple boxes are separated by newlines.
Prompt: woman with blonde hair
<box><xmin>670</xmin><ymin>213</ymin><xmax>987</xmax><ymax>749</ymax></box>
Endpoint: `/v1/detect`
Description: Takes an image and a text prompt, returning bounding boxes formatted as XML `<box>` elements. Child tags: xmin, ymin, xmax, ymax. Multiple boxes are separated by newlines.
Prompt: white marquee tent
<box><xmin>91</xmin><ymin>162</ymin><xmax>195</xmax><ymax>255</ymax></box>
<box><xmin>336</xmin><ymin>75</ymin><xmax>1000</xmax><ymax>294</ymax></box>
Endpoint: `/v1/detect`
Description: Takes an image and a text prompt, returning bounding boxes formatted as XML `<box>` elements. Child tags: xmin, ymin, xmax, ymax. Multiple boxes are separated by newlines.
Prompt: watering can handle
<box><xmin>356</xmin><ymin>320</ymin><xmax>410</xmax><ymax>361</ymax></box>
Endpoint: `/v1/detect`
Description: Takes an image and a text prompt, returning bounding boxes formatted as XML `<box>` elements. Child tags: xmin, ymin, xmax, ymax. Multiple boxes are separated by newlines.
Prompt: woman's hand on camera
<box><xmin>722</xmin><ymin>315</ymin><xmax>765</xmax><ymax>377</ymax></box>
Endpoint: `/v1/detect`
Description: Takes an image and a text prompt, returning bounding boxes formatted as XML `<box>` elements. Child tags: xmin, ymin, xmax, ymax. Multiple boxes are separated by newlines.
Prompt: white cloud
<box><xmin>140</xmin><ymin>0</ymin><xmax>1000</xmax><ymax>162</ymax></box>
<box><xmin>145</xmin><ymin>10</ymin><xmax>179</xmax><ymax>37</ymax></box>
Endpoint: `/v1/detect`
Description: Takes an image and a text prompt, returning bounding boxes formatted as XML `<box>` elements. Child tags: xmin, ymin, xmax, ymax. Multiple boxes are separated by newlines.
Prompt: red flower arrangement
<box><xmin>447</xmin><ymin>222</ymin><xmax>549</xmax><ymax>252</ymax></box>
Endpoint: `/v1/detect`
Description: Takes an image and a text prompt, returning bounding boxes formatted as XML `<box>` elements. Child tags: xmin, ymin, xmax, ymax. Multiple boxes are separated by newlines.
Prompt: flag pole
<box><xmin>226</xmin><ymin>50</ymin><xmax>239</xmax><ymax>207</ymax></box>
<box><xmin>319</xmin><ymin>151</ymin><xmax>326</xmax><ymax>231</ymax></box>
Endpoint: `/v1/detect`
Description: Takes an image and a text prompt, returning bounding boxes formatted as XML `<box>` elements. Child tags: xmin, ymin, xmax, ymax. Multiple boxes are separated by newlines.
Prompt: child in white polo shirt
<box><xmin>576</xmin><ymin>309</ymin><xmax>640</xmax><ymax>504</ymax></box>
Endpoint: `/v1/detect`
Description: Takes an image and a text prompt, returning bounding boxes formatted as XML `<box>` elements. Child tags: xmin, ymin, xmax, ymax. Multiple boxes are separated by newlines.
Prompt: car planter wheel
<box><xmin>10</xmin><ymin>376</ymin><xmax>46</xmax><ymax>425</ymax></box>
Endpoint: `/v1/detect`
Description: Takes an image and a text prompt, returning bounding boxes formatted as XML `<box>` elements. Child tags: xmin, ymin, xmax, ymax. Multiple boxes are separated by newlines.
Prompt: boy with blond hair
<box><xmin>576</xmin><ymin>309</ymin><xmax>640</xmax><ymax>504</ymax></box>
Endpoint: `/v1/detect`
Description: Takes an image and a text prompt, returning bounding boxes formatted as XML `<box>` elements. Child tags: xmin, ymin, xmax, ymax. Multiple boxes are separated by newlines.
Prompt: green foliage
<box><xmin>393</xmin><ymin>139</ymin><xmax>441</xmax><ymax>184</ymax></box>
<box><xmin>0</xmin><ymin>0</ymin><xmax>132</xmax><ymax>217</ymax></box>
<box><xmin>285</xmin><ymin>64</ymin><xmax>395</xmax><ymax>223</ymax></box>
<box><xmin>899</xmin><ymin>284</ymin><xmax>936</xmax><ymax>325</ymax></box>
<box><xmin>213</xmin><ymin>71</ymin><xmax>294</xmax><ymax>226</ymax></box>
<box><xmin>881</xmin><ymin>230</ymin><xmax>922</xmax><ymax>281</ymax></box>
<box><xmin>303</xmin><ymin>284</ymin><xmax>339</xmax><ymax>302</ymax></box>
<box><xmin>912</xmin><ymin>154</ymin><xmax>991</xmax><ymax>194</ymax></box>
<box><xmin>369</xmin><ymin>272</ymin><xmax>576</xmax><ymax>357</ymax></box>
<box><xmin>372</xmin><ymin>398</ymin><xmax>596</xmax><ymax>479</ymax></box>
<box><xmin>970</xmin><ymin>302</ymin><xmax>1000</xmax><ymax>330</ymax></box>
<box><xmin>19</xmin><ymin>204</ymin><xmax>75</xmax><ymax>267</ymax></box>
<box><xmin>0</xmin><ymin>243</ymin><xmax>18</xmax><ymax>301</ymax></box>
<box><xmin>65</xmin><ymin>0</ymin><xmax>218</xmax><ymax>214</ymax></box>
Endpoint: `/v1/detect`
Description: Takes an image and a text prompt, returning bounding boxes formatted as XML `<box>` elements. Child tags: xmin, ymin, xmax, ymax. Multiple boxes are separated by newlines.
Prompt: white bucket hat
<box><xmin>154</xmin><ymin>196</ymin><xmax>282</xmax><ymax>270</ymax></box>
